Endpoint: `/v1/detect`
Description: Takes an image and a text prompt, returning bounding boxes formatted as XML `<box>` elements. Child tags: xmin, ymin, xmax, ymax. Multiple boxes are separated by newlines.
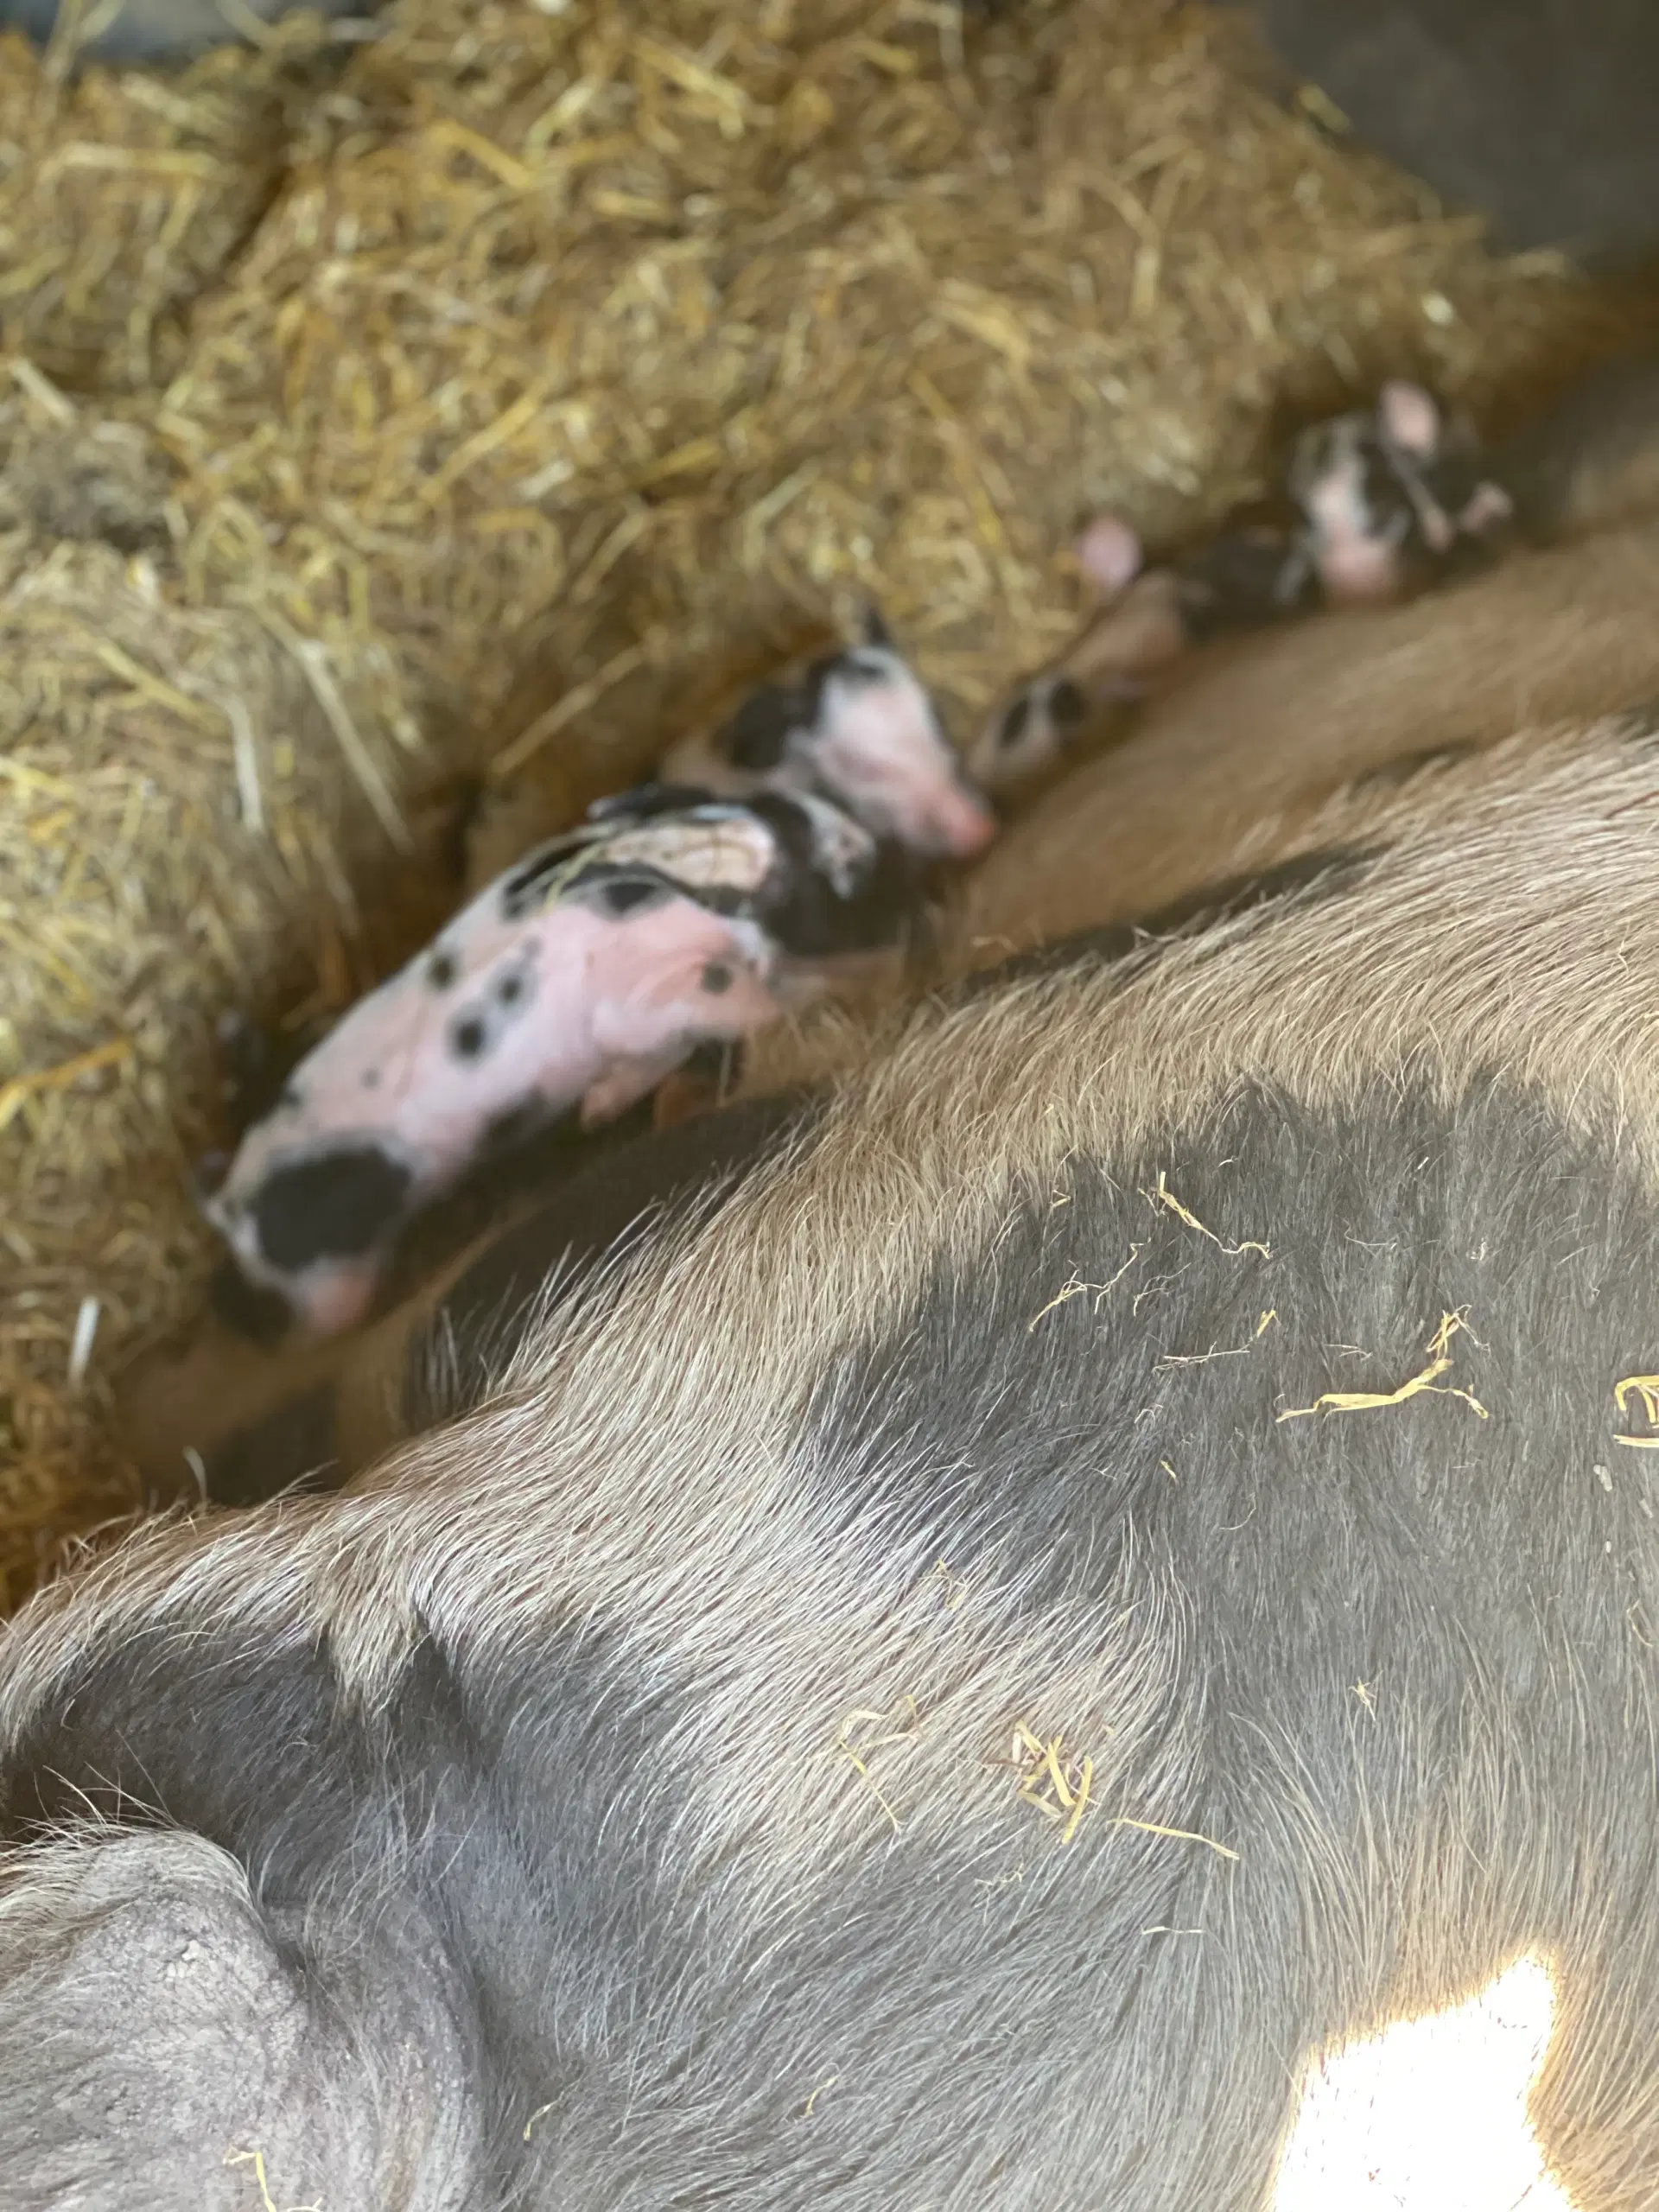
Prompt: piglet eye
<box><xmin>701</xmin><ymin>962</ymin><xmax>734</xmax><ymax>995</ymax></box>
<box><xmin>1048</xmin><ymin>678</ymin><xmax>1088</xmax><ymax>728</ymax></box>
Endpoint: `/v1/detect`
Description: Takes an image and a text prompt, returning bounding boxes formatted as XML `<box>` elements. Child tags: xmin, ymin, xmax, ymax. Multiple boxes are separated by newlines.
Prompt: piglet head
<box><xmin>969</xmin><ymin>670</ymin><xmax>1096</xmax><ymax>796</ymax></box>
<box><xmin>1375</xmin><ymin>379</ymin><xmax>1445</xmax><ymax>467</ymax></box>
<box><xmin>969</xmin><ymin>552</ymin><xmax>1185</xmax><ymax>798</ymax></box>
<box><xmin>805</xmin><ymin>647</ymin><xmax>996</xmax><ymax>861</ymax></box>
<box><xmin>1288</xmin><ymin>410</ymin><xmax>1414</xmax><ymax>607</ymax></box>
<box><xmin>202</xmin><ymin>1134</ymin><xmax>416</xmax><ymax>1341</ymax></box>
<box><xmin>969</xmin><ymin>515</ymin><xmax>1154</xmax><ymax>797</ymax></box>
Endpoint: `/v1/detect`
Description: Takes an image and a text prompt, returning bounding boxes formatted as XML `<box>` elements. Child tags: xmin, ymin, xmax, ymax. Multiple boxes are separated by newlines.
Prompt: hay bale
<box><xmin>0</xmin><ymin>0</ymin><xmax>1651</xmax><ymax>1605</ymax></box>
<box><xmin>0</xmin><ymin>380</ymin><xmax>435</xmax><ymax>1605</ymax></box>
<box><xmin>156</xmin><ymin>0</ymin><xmax>1654</xmax><ymax>790</ymax></box>
<box><xmin>0</xmin><ymin>20</ymin><xmax>340</xmax><ymax>391</ymax></box>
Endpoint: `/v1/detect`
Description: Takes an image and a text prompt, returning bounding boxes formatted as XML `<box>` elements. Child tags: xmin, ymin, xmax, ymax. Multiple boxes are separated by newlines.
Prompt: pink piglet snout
<box><xmin>918</xmin><ymin>783</ymin><xmax>1000</xmax><ymax>859</ymax></box>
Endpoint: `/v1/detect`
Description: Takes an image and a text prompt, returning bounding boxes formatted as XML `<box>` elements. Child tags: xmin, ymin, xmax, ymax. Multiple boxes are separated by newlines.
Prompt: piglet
<box><xmin>206</xmin><ymin>785</ymin><xmax>926</xmax><ymax>1340</ymax></box>
<box><xmin>1287</xmin><ymin>379</ymin><xmax>1514</xmax><ymax>607</ymax></box>
<box><xmin>662</xmin><ymin>609</ymin><xmax>997</xmax><ymax>861</ymax></box>
<box><xmin>969</xmin><ymin>519</ymin><xmax>1194</xmax><ymax>796</ymax></box>
<box><xmin>205</xmin><ymin>822</ymin><xmax>789</xmax><ymax>1341</ymax></box>
<box><xmin>973</xmin><ymin>384</ymin><xmax>1516</xmax><ymax>800</ymax></box>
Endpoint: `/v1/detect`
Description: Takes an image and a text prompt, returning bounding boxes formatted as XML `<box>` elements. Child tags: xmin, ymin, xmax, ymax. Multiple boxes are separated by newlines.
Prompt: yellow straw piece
<box><xmin>1278</xmin><ymin>1311</ymin><xmax>1489</xmax><ymax>1424</ymax></box>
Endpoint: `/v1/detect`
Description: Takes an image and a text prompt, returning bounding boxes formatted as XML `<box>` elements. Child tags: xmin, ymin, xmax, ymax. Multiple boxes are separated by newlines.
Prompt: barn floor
<box><xmin>0</xmin><ymin>0</ymin><xmax>1649</xmax><ymax>1610</ymax></box>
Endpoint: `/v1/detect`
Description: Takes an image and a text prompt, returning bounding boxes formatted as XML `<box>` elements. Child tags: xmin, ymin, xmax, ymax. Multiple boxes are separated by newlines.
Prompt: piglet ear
<box><xmin>1074</xmin><ymin>514</ymin><xmax>1144</xmax><ymax>602</ymax></box>
<box><xmin>861</xmin><ymin>602</ymin><xmax>894</xmax><ymax>651</ymax></box>
<box><xmin>1377</xmin><ymin>379</ymin><xmax>1442</xmax><ymax>461</ymax></box>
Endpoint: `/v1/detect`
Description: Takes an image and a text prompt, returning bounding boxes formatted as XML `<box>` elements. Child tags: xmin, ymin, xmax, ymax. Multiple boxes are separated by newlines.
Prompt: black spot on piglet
<box><xmin>594</xmin><ymin>874</ymin><xmax>669</xmax><ymax>919</ymax></box>
<box><xmin>251</xmin><ymin>1143</ymin><xmax>413</xmax><ymax>1270</ymax></box>
<box><xmin>451</xmin><ymin>1014</ymin><xmax>488</xmax><ymax>1061</ymax></box>
<box><xmin>1047</xmin><ymin>678</ymin><xmax>1088</xmax><ymax>728</ymax></box>
<box><xmin>997</xmin><ymin>695</ymin><xmax>1032</xmax><ymax>750</ymax></box>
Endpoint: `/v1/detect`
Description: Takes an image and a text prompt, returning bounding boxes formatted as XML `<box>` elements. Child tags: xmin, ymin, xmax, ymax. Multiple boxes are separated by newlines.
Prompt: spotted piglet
<box><xmin>973</xmin><ymin>511</ymin><xmax>1324</xmax><ymax>798</ymax></box>
<box><xmin>1287</xmin><ymin>378</ymin><xmax>1515</xmax><ymax>607</ymax></box>
<box><xmin>972</xmin><ymin>382</ymin><xmax>1516</xmax><ymax>799</ymax></box>
<box><xmin>661</xmin><ymin>609</ymin><xmax>998</xmax><ymax>862</ymax></box>
<box><xmin>1179</xmin><ymin>382</ymin><xmax>1511</xmax><ymax>625</ymax></box>
<box><xmin>205</xmin><ymin>786</ymin><xmax>921</xmax><ymax>1339</ymax></box>
<box><xmin>204</xmin><ymin>813</ymin><xmax>801</xmax><ymax>1340</ymax></box>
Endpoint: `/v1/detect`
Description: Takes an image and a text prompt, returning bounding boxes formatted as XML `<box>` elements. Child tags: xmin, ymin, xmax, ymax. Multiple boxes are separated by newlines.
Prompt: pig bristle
<box><xmin>0</xmin><ymin>0</ymin><xmax>1653</xmax><ymax>1607</ymax></box>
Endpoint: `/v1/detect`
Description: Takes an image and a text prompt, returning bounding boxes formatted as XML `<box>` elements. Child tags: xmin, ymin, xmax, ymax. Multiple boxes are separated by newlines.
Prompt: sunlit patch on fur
<box><xmin>1273</xmin><ymin>1958</ymin><xmax>1575</xmax><ymax>2212</ymax></box>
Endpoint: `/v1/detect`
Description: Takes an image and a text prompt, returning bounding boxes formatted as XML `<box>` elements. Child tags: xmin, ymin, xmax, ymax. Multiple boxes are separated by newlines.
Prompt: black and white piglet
<box><xmin>973</xmin><ymin>381</ymin><xmax>1515</xmax><ymax>796</ymax></box>
<box><xmin>662</xmin><ymin>610</ymin><xmax>998</xmax><ymax>861</ymax></box>
<box><xmin>204</xmin><ymin>786</ymin><xmax>909</xmax><ymax>1340</ymax></box>
<box><xmin>1284</xmin><ymin>378</ymin><xmax>1515</xmax><ymax>607</ymax></box>
<box><xmin>1175</xmin><ymin>380</ymin><xmax>1512</xmax><ymax>633</ymax></box>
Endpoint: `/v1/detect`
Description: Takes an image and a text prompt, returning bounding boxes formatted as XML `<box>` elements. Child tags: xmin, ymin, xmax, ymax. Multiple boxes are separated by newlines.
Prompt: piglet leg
<box><xmin>580</xmin><ymin>1048</ymin><xmax>699</xmax><ymax>1130</ymax></box>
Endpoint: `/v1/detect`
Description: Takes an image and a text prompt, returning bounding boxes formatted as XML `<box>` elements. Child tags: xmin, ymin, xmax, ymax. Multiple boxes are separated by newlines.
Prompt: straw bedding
<box><xmin>0</xmin><ymin>0</ymin><xmax>1648</xmax><ymax>1607</ymax></box>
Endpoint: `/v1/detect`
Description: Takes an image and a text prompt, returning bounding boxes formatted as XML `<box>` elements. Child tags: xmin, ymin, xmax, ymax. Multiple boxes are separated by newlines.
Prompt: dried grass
<box><xmin>1611</xmin><ymin>1373</ymin><xmax>1659</xmax><ymax>1450</ymax></box>
<box><xmin>1277</xmin><ymin>1310</ymin><xmax>1490</xmax><ymax>1424</ymax></box>
<box><xmin>0</xmin><ymin>0</ymin><xmax>1653</xmax><ymax>1608</ymax></box>
<box><xmin>0</xmin><ymin>16</ymin><xmax>339</xmax><ymax>391</ymax></box>
<box><xmin>1009</xmin><ymin>1718</ymin><xmax>1094</xmax><ymax>1843</ymax></box>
